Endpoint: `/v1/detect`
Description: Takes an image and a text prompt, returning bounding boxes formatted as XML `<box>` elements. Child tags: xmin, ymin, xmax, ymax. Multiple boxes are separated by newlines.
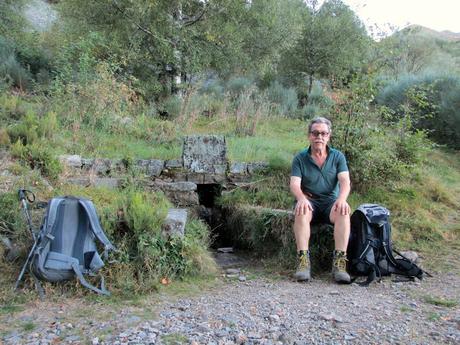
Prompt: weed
<box><xmin>0</xmin><ymin>304</ymin><xmax>24</xmax><ymax>314</ymax></box>
<box><xmin>22</xmin><ymin>321</ymin><xmax>35</xmax><ymax>331</ymax></box>
<box><xmin>161</xmin><ymin>333</ymin><xmax>188</xmax><ymax>345</ymax></box>
<box><xmin>423</xmin><ymin>295</ymin><xmax>458</xmax><ymax>308</ymax></box>
<box><xmin>426</xmin><ymin>312</ymin><xmax>441</xmax><ymax>321</ymax></box>
<box><xmin>399</xmin><ymin>306</ymin><xmax>413</xmax><ymax>313</ymax></box>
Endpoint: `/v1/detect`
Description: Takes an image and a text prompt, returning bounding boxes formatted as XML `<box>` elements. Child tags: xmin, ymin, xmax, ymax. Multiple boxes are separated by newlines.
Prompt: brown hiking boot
<box><xmin>294</xmin><ymin>251</ymin><xmax>311</xmax><ymax>282</ymax></box>
<box><xmin>332</xmin><ymin>250</ymin><xmax>351</xmax><ymax>283</ymax></box>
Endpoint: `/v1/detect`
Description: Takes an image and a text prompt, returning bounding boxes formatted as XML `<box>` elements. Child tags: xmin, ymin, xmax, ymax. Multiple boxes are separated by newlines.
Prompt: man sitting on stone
<box><xmin>290</xmin><ymin>117</ymin><xmax>351</xmax><ymax>283</ymax></box>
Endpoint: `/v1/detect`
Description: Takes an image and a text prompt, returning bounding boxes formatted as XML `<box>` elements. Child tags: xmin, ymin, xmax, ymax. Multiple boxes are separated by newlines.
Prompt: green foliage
<box><xmin>10</xmin><ymin>141</ymin><xmax>62</xmax><ymax>180</ymax></box>
<box><xmin>377</xmin><ymin>73</ymin><xmax>460</xmax><ymax>149</ymax></box>
<box><xmin>282</xmin><ymin>0</ymin><xmax>369</xmax><ymax>100</ymax></box>
<box><xmin>265</xmin><ymin>81</ymin><xmax>298</xmax><ymax>117</ymax></box>
<box><xmin>0</xmin><ymin>192</ymin><xmax>28</xmax><ymax>242</ymax></box>
<box><xmin>423</xmin><ymin>295</ymin><xmax>458</xmax><ymax>308</ymax></box>
<box><xmin>0</xmin><ymin>93</ymin><xmax>29</xmax><ymax>121</ymax></box>
<box><xmin>0</xmin><ymin>37</ymin><xmax>32</xmax><ymax>90</ymax></box>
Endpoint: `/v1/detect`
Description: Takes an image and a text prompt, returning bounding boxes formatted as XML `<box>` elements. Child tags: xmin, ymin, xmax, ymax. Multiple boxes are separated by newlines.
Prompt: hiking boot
<box><xmin>332</xmin><ymin>250</ymin><xmax>351</xmax><ymax>283</ymax></box>
<box><xmin>294</xmin><ymin>251</ymin><xmax>311</xmax><ymax>281</ymax></box>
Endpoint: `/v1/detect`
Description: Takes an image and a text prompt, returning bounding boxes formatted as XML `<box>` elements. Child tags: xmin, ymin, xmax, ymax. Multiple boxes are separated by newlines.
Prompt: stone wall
<box><xmin>59</xmin><ymin>135</ymin><xmax>270</xmax><ymax>208</ymax></box>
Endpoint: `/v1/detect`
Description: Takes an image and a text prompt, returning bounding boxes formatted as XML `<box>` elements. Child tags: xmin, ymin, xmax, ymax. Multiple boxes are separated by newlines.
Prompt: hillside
<box><xmin>400</xmin><ymin>24</ymin><xmax>460</xmax><ymax>42</ymax></box>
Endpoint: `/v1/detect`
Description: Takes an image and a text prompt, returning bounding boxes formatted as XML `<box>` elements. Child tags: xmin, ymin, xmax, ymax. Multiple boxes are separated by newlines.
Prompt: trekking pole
<box><xmin>14</xmin><ymin>189</ymin><xmax>37</xmax><ymax>291</ymax></box>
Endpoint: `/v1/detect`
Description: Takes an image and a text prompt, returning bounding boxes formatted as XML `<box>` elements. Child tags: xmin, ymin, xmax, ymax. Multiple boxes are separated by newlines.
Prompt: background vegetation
<box><xmin>0</xmin><ymin>0</ymin><xmax>459</xmax><ymax>299</ymax></box>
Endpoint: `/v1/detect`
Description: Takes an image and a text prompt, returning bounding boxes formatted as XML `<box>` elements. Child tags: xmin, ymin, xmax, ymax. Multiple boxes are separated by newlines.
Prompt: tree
<box><xmin>54</xmin><ymin>0</ymin><xmax>305</xmax><ymax>100</ymax></box>
<box><xmin>282</xmin><ymin>0</ymin><xmax>369</xmax><ymax>105</ymax></box>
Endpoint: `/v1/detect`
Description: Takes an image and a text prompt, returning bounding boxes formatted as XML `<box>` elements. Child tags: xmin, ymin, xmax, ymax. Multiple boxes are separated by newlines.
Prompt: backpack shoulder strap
<box><xmin>77</xmin><ymin>198</ymin><xmax>115</xmax><ymax>256</ymax></box>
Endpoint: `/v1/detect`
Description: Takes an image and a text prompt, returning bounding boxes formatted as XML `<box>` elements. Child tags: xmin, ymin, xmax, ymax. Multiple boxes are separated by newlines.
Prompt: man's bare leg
<box><xmin>294</xmin><ymin>212</ymin><xmax>312</xmax><ymax>251</ymax></box>
<box><xmin>330</xmin><ymin>208</ymin><xmax>351</xmax><ymax>283</ymax></box>
<box><xmin>293</xmin><ymin>212</ymin><xmax>313</xmax><ymax>281</ymax></box>
<box><xmin>329</xmin><ymin>209</ymin><xmax>350</xmax><ymax>252</ymax></box>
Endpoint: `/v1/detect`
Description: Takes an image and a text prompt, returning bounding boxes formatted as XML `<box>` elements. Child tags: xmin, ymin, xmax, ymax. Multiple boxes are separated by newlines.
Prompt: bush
<box><xmin>265</xmin><ymin>81</ymin><xmax>298</xmax><ymax>117</ymax></box>
<box><xmin>226</xmin><ymin>76</ymin><xmax>255</xmax><ymax>97</ymax></box>
<box><xmin>10</xmin><ymin>141</ymin><xmax>62</xmax><ymax>180</ymax></box>
<box><xmin>331</xmin><ymin>76</ymin><xmax>432</xmax><ymax>193</ymax></box>
<box><xmin>376</xmin><ymin>73</ymin><xmax>460</xmax><ymax>149</ymax></box>
<box><xmin>88</xmin><ymin>187</ymin><xmax>216</xmax><ymax>292</ymax></box>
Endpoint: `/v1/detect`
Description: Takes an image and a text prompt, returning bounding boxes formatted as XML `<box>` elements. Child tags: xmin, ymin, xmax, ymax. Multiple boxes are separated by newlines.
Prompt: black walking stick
<box><xmin>14</xmin><ymin>189</ymin><xmax>38</xmax><ymax>291</ymax></box>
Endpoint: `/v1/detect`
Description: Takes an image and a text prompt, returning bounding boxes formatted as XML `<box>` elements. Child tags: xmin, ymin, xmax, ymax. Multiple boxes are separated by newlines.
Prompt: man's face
<box><xmin>308</xmin><ymin>123</ymin><xmax>330</xmax><ymax>149</ymax></box>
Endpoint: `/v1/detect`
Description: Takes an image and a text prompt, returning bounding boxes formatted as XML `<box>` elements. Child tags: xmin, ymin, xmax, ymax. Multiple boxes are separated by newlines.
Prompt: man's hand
<box><xmin>295</xmin><ymin>198</ymin><xmax>313</xmax><ymax>216</ymax></box>
<box><xmin>333</xmin><ymin>199</ymin><xmax>350</xmax><ymax>216</ymax></box>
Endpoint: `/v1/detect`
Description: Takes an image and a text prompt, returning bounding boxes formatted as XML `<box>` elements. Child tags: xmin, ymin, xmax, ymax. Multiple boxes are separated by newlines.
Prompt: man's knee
<box><xmin>294</xmin><ymin>211</ymin><xmax>312</xmax><ymax>225</ymax></box>
<box><xmin>329</xmin><ymin>208</ymin><xmax>350</xmax><ymax>225</ymax></box>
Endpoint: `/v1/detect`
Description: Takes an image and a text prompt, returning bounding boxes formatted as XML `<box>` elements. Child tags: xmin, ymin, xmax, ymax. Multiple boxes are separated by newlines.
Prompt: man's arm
<box><xmin>333</xmin><ymin>171</ymin><xmax>351</xmax><ymax>215</ymax></box>
<box><xmin>290</xmin><ymin>176</ymin><xmax>313</xmax><ymax>216</ymax></box>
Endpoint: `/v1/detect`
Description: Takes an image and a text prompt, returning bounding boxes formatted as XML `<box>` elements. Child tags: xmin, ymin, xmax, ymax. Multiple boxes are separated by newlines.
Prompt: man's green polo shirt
<box><xmin>291</xmin><ymin>146</ymin><xmax>348</xmax><ymax>200</ymax></box>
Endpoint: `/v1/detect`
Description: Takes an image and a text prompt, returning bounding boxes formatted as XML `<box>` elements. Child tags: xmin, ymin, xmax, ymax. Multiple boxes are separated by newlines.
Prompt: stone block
<box><xmin>92</xmin><ymin>178</ymin><xmax>120</xmax><ymax>189</ymax></box>
<box><xmin>247</xmin><ymin>162</ymin><xmax>269</xmax><ymax>174</ymax></box>
<box><xmin>136</xmin><ymin>159</ymin><xmax>164</xmax><ymax>177</ymax></box>
<box><xmin>59</xmin><ymin>155</ymin><xmax>82</xmax><ymax>168</ymax></box>
<box><xmin>162</xmin><ymin>208</ymin><xmax>188</xmax><ymax>238</ymax></box>
<box><xmin>66</xmin><ymin>178</ymin><xmax>91</xmax><ymax>187</ymax></box>
<box><xmin>81</xmin><ymin>158</ymin><xmax>94</xmax><ymax>170</ymax></box>
<box><xmin>153</xmin><ymin>181</ymin><xmax>197</xmax><ymax>192</ymax></box>
<box><xmin>92</xmin><ymin>159</ymin><xmax>113</xmax><ymax>175</ymax></box>
<box><xmin>213</xmin><ymin>164</ymin><xmax>227</xmax><ymax>175</ymax></box>
<box><xmin>186</xmin><ymin>173</ymin><xmax>205</xmax><ymax>184</ymax></box>
<box><xmin>165</xmin><ymin>159</ymin><xmax>183</xmax><ymax>169</ymax></box>
<box><xmin>182</xmin><ymin>135</ymin><xmax>227</xmax><ymax>173</ymax></box>
<box><xmin>230</xmin><ymin>162</ymin><xmax>247</xmax><ymax>175</ymax></box>
<box><xmin>203</xmin><ymin>174</ymin><xmax>226</xmax><ymax>184</ymax></box>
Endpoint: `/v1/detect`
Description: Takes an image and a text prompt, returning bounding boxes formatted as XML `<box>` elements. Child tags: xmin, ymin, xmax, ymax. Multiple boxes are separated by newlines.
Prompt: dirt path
<box><xmin>1</xmin><ymin>262</ymin><xmax>459</xmax><ymax>345</ymax></box>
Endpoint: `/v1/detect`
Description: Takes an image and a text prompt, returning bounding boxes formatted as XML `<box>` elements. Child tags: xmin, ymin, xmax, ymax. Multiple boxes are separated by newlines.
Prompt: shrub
<box><xmin>0</xmin><ymin>128</ymin><xmax>10</xmax><ymax>146</ymax></box>
<box><xmin>10</xmin><ymin>141</ymin><xmax>62</xmax><ymax>180</ymax></box>
<box><xmin>7</xmin><ymin>111</ymin><xmax>40</xmax><ymax>145</ymax></box>
<box><xmin>0</xmin><ymin>37</ymin><xmax>32</xmax><ymax>90</ymax></box>
<box><xmin>265</xmin><ymin>81</ymin><xmax>298</xmax><ymax>117</ymax></box>
<box><xmin>159</xmin><ymin>95</ymin><xmax>182</xmax><ymax>119</ymax></box>
<box><xmin>226</xmin><ymin>76</ymin><xmax>255</xmax><ymax>97</ymax></box>
<box><xmin>376</xmin><ymin>73</ymin><xmax>460</xmax><ymax>149</ymax></box>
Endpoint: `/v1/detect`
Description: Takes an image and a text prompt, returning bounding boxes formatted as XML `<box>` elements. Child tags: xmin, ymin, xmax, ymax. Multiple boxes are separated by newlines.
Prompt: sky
<box><xmin>340</xmin><ymin>0</ymin><xmax>460</xmax><ymax>37</ymax></box>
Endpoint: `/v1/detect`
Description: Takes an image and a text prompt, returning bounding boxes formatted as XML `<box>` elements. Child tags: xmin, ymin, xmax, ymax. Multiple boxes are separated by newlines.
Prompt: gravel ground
<box><xmin>1</xmin><ymin>267</ymin><xmax>459</xmax><ymax>345</ymax></box>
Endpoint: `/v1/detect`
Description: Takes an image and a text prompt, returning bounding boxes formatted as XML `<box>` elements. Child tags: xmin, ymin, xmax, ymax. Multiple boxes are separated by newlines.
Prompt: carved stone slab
<box><xmin>182</xmin><ymin>135</ymin><xmax>228</xmax><ymax>173</ymax></box>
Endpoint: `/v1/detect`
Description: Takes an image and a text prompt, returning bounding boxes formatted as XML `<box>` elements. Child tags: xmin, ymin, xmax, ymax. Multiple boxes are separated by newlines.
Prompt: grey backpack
<box><xmin>29</xmin><ymin>196</ymin><xmax>115</xmax><ymax>296</ymax></box>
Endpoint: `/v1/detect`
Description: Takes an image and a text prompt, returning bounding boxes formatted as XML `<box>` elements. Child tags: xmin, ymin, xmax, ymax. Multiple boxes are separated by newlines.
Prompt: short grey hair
<box><xmin>308</xmin><ymin>117</ymin><xmax>332</xmax><ymax>133</ymax></box>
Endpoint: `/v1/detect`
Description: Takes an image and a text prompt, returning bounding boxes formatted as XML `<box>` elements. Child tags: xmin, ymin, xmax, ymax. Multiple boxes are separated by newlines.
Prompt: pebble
<box><xmin>2</xmin><ymin>275</ymin><xmax>460</xmax><ymax>345</ymax></box>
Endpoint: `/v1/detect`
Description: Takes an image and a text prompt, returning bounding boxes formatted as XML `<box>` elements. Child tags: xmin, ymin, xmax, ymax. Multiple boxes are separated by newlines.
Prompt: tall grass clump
<box><xmin>58</xmin><ymin>186</ymin><xmax>216</xmax><ymax>294</ymax></box>
<box><xmin>265</xmin><ymin>81</ymin><xmax>298</xmax><ymax>117</ymax></box>
<box><xmin>0</xmin><ymin>37</ymin><xmax>32</xmax><ymax>90</ymax></box>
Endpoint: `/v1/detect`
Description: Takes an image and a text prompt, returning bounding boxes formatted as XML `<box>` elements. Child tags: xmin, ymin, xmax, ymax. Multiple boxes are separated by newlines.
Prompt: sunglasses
<box><xmin>310</xmin><ymin>131</ymin><xmax>330</xmax><ymax>137</ymax></box>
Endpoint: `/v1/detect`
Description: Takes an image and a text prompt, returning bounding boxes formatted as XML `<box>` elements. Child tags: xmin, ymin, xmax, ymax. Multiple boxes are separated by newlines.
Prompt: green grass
<box><xmin>161</xmin><ymin>333</ymin><xmax>188</xmax><ymax>344</ymax></box>
<box><xmin>0</xmin><ymin>304</ymin><xmax>24</xmax><ymax>314</ymax></box>
<box><xmin>22</xmin><ymin>321</ymin><xmax>35</xmax><ymax>331</ymax></box>
<box><xmin>426</xmin><ymin>312</ymin><xmax>441</xmax><ymax>321</ymax></box>
<box><xmin>423</xmin><ymin>295</ymin><xmax>458</xmax><ymax>308</ymax></box>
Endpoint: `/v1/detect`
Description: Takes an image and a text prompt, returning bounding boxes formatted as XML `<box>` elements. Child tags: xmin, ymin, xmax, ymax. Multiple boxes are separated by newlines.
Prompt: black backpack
<box><xmin>347</xmin><ymin>204</ymin><xmax>429</xmax><ymax>286</ymax></box>
<box><xmin>29</xmin><ymin>196</ymin><xmax>116</xmax><ymax>296</ymax></box>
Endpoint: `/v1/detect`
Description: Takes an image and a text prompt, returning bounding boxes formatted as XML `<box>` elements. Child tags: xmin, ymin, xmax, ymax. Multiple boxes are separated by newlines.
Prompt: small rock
<box><xmin>329</xmin><ymin>290</ymin><xmax>340</xmax><ymax>296</ymax></box>
<box><xmin>92</xmin><ymin>337</ymin><xmax>99</xmax><ymax>345</ymax></box>
<box><xmin>225</xmin><ymin>268</ymin><xmax>240</xmax><ymax>275</ymax></box>
<box><xmin>238</xmin><ymin>276</ymin><xmax>247</xmax><ymax>282</ymax></box>
<box><xmin>319</xmin><ymin>313</ymin><xmax>343</xmax><ymax>323</ymax></box>
<box><xmin>269</xmin><ymin>314</ymin><xmax>280</xmax><ymax>322</ymax></box>
<box><xmin>218</xmin><ymin>247</ymin><xmax>234</xmax><ymax>253</ymax></box>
